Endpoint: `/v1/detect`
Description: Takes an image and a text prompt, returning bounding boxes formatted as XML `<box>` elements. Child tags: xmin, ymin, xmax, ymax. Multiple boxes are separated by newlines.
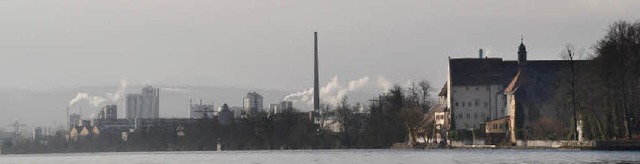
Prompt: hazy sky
<box><xmin>0</xmin><ymin>0</ymin><xmax>639</xmax><ymax>91</ymax></box>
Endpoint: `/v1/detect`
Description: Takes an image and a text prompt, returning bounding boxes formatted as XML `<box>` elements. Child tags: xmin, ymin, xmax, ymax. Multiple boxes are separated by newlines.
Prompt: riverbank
<box><xmin>390</xmin><ymin>140</ymin><xmax>640</xmax><ymax>151</ymax></box>
<box><xmin>449</xmin><ymin>140</ymin><xmax>640</xmax><ymax>150</ymax></box>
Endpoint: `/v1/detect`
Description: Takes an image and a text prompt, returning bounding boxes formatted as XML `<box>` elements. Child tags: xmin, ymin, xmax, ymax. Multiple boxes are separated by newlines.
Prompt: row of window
<box><xmin>455</xmin><ymin>101</ymin><xmax>489</xmax><ymax>108</ymax></box>
<box><xmin>491</xmin><ymin>123</ymin><xmax>507</xmax><ymax>130</ymax></box>
<box><xmin>456</xmin><ymin>112</ymin><xmax>486</xmax><ymax>119</ymax></box>
<box><xmin>452</xmin><ymin>86</ymin><xmax>503</xmax><ymax>93</ymax></box>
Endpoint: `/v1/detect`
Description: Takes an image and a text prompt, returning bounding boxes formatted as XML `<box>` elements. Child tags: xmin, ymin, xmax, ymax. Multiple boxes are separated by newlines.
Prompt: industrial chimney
<box><xmin>479</xmin><ymin>49</ymin><xmax>484</xmax><ymax>59</ymax></box>
<box><xmin>313</xmin><ymin>31</ymin><xmax>320</xmax><ymax>112</ymax></box>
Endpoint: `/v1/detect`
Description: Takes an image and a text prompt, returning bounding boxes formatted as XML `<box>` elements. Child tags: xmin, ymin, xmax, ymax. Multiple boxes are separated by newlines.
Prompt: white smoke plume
<box><xmin>68</xmin><ymin>79</ymin><xmax>128</xmax><ymax>107</ymax></box>
<box><xmin>68</xmin><ymin>92</ymin><xmax>108</xmax><ymax>107</ymax></box>
<box><xmin>106</xmin><ymin>79</ymin><xmax>128</xmax><ymax>102</ymax></box>
<box><xmin>284</xmin><ymin>75</ymin><xmax>394</xmax><ymax>107</ymax></box>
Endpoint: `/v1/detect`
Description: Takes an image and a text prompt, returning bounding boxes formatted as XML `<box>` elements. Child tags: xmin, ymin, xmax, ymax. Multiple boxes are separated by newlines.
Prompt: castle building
<box><xmin>443</xmin><ymin>40</ymin><xmax>577</xmax><ymax>144</ymax></box>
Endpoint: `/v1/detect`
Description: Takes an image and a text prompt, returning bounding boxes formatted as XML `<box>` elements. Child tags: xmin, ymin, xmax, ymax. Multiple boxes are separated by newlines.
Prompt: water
<box><xmin>1</xmin><ymin>149</ymin><xmax>639</xmax><ymax>164</ymax></box>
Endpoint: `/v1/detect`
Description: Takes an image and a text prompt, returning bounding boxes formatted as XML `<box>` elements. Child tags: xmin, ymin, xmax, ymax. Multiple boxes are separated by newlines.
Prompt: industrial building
<box><xmin>126</xmin><ymin>86</ymin><xmax>160</xmax><ymax>119</ymax></box>
<box><xmin>189</xmin><ymin>100</ymin><xmax>215</xmax><ymax>119</ymax></box>
<box><xmin>243</xmin><ymin>92</ymin><xmax>263</xmax><ymax>114</ymax></box>
<box><xmin>99</xmin><ymin>104</ymin><xmax>118</xmax><ymax>121</ymax></box>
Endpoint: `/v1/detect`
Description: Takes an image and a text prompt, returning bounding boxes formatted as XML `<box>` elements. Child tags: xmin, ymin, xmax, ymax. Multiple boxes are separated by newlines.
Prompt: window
<box><xmin>493</xmin><ymin>124</ymin><xmax>498</xmax><ymax>129</ymax></box>
<box><xmin>462</xmin><ymin>102</ymin><xmax>465</xmax><ymax>107</ymax></box>
<box><xmin>455</xmin><ymin>102</ymin><xmax>459</xmax><ymax>107</ymax></box>
<box><xmin>466</xmin><ymin>114</ymin><xmax>470</xmax><ymax>119</ymax></box>
<box><xmin>481</xmin><ymin>113</ymin><xmax>485</xmax><ymax>118</ymax></box>
<box><xmin>475</xmin><ymin>99</ymin><xmax>480</xmax><ymax>107</ymax></box>
<box><xmin>458</xmin><ymin>114</ymin><xmax>463</xmax><ymax>119</ymax></box>
<box><xmin>474</xmin><ymin>113</ymin><xmax>477</xmax><ymax>118</ymax></box>
<box><xmin>468</xmin><ymin>102</ymin><xmax>472</xmax><ymax>106</ymax></box>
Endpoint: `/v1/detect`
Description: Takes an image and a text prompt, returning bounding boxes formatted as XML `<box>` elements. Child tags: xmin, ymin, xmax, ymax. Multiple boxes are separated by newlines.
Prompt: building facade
<box><xmin>243</xmin><ymin>92</ymin><xmax>263</xmax><ymax>114</ymax></box>
<box><xmin>445</xmin><ymin>41</ymin><xmax>571</xmax><ymax>136</ymax></box>
<box><xmin>217</xmin><ymin>103</ymin><xmax>234</xmax><ymax>126</ymax></box>
<box><xmin>126</xmin><ymin>86</ymin><xmax>160</xmax><ymax>119</ymax></box>
<box><xmin>99</xmin><ymin>104</ymin><xmax>117</xmax><ymax>120</ymax></box>
<box><xmin>189</xmin><ymin>101</ymin><xmax>215</xmax><ymax>119</ymax></box>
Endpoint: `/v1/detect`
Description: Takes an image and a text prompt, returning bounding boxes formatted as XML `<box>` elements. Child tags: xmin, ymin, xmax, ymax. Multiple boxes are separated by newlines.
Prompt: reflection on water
<box><xmin>1</xmin><ymin>149</ymin><xmax>639</xmax><ymax>164</ymax></box>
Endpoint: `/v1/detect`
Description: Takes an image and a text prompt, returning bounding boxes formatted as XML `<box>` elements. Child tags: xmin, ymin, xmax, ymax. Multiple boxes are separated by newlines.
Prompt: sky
<box><xmin>0</xmin><ymin>0</ymin><xmax>638</xmax><ymax>90</ymax></box>
<box><xmin>0</xmin><ymin>1</ymin><xmax>639</xmax><ymax>129</ymax></box>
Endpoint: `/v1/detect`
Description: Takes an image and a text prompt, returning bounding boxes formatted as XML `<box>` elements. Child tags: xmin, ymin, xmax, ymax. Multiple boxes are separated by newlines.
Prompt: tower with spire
<box><xmin>518</xmin><ymin>36</ymin><xmax>527</xmax><ymax>66</ymax></box>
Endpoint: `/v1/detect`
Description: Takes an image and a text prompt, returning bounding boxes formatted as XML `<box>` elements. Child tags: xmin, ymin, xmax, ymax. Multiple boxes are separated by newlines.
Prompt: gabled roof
<box><xmin>504</xmin><ymin>70</ymin><xmax>523</xmax><ymax>94</ymax></box>
<box><xmin>430</xmin><ymin>102</ymin><xmax>448</xmax><ymax>113</ymax></box>
<box><xmin>438</xmin><ymin>82</ymin><xmax>447</xmax><ymax>96</ymax></box>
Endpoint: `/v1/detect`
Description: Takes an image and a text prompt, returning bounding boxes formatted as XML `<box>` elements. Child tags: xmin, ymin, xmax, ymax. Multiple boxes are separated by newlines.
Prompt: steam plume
<box><xmin>284</xmin><ymin>75</ymin><xmax>393</xmax><ymax>107</ymax></box>
<box><xmin>68</xmin><ymin>79</ymin><xmax>128</xmax><ymax>107</ymax></box>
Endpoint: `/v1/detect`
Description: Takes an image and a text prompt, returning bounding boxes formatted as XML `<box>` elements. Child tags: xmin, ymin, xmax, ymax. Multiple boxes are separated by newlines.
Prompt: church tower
<box><xmin>518</xmin><ymin>38</ymin><xmax>527</xmax><ymax>66</ymax></box>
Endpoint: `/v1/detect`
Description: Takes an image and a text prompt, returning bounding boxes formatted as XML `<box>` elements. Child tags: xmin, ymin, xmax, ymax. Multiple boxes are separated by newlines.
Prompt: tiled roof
<box><xmin>448</xmin><ymin>58</ymin><xmax>517</xmax><ymax>86</ymax></box>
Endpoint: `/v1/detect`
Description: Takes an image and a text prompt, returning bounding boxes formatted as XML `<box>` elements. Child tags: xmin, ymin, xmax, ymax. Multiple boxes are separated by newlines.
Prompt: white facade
<box><xmin>449</xmin><ymin>85</ymin><xmax>507</xmax><ymax>129</ymax></box>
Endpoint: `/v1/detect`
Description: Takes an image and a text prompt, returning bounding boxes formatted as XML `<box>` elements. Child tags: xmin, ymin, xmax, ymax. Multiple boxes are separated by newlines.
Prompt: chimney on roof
<box><xmin>479</xmin><ymin>49</ymin><xmax>484</xmax><ymax>59</ymax></box>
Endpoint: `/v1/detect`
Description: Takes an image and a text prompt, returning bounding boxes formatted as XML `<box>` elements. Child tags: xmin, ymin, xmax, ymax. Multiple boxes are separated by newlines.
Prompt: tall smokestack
<box><xmin>314</xmin><ymin>31</ymin><xmax>320</xmax><ymax>112</ymax></box>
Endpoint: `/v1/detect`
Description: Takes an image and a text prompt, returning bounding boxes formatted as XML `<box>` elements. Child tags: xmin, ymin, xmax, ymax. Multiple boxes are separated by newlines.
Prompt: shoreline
<box><xmin>4</xmin><ymin>140</ymin><xmax>640</xmax><ymax>155</ymax></box>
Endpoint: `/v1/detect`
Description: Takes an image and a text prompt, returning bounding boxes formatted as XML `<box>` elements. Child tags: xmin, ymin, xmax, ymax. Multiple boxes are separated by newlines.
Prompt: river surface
<box><xmin>1</xmin><ymin>149</ymin><xmax>639</xmax><ymax>164</ymax></box>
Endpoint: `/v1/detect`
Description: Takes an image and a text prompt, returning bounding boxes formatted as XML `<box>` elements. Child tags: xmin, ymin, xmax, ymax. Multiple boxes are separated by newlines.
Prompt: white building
<box><xmin>446</xmin><ymin>57</ymin><xmax>512</xmax><ymax>130</ymax></box>
<box><xmin>126</xmin><ymin>86</ymin><xmax>160</xmax><ymax>119</ymax></box>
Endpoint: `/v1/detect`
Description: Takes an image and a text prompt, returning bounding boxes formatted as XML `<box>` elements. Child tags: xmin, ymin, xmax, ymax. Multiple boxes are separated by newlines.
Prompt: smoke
<box><xmin>68</xmin><ymin>80</ymin><xmax>128</xmax><ymax>107</ymax></box>
<box><xmin>68</xmin><ymin>92</ymin><xmax>108</xmax><ymax>107</ymax></box>
<box><xmin>106</xmin><ymin>79</ymin><xmax>128</xmax><ymax>102</ymax></box>
<box><xmin>160</xmin><ymin>87</ymin><xmax>189</xmax><ymax>93</ymax></box>
<box><xmin>376</xmin><ymin>76</ymin><xmax>392</xmax><ymax>92</ymax></box>
<box><xmin>284</xmin><ymin>75</ymin><xmax>394</xmax><ymax>107</ymax></box>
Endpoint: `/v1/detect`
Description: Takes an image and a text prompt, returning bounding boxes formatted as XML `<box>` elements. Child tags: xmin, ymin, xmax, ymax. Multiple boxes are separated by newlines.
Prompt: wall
<box><xmin>450</xmin><ymin>84</ymin><xmax>506</xmax><ymax>130</ymax></box>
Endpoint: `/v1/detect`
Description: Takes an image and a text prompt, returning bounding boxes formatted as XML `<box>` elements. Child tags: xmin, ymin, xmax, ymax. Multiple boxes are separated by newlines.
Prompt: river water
<box><xmin>1</xmin><ymin>149</ymin><xmax>639</xmax><ymax>164</ymax></box>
